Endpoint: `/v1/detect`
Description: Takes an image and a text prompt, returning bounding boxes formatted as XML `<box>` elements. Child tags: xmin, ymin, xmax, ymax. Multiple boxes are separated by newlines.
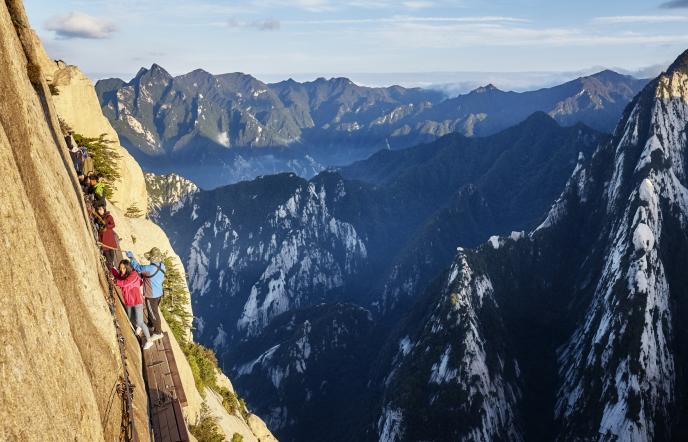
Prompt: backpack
<box><xmin>141</xmin><ymin>263</ymin><xmax>166</xmax><ymax>298</ymax></box>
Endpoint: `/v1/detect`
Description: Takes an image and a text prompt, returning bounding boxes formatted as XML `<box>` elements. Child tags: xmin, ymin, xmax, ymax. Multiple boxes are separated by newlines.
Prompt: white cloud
<box><xmin>268</xmin><ymin>0</ymin><xmax>334</xmax><ymax>12</ymax></box>
<box><xmin>227</xmin><ymin>17</ymin><xmax>281</xmax><ymax>31</ymax></box>
<box><xmin>377</xmin><ymin>21</ymin><xmax>688</xmax><ymax>49</ymax></box>
<box><xmin>252</xmin><ymin>18</ymin><xmax>281</xmax><ymax>30</ymax></box>
<box><xmin>284</xmin><ymin>16</ymin><xmax>529</xmax><ymax>26</ymax></box>
<box><xmin>44</xmin><ymin>12</ymin><xmax>117</xmax><ymax>39</ymax></box>
<box><xmin>593</xmin><ymin>15</ymin><xmax>688</xmax><ymax>24</ymax></box>
<box><xmin>403</xmin><ymin>1</ymin><xmax>435</xmax><ymax>9</ymax></box>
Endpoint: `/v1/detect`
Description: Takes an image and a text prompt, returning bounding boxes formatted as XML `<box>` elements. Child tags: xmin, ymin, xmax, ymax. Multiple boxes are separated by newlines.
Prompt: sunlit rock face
<box><xmin>0</xmin><ymin>1</ymin><xmax>149</xmax><ymax>439</ymax></box>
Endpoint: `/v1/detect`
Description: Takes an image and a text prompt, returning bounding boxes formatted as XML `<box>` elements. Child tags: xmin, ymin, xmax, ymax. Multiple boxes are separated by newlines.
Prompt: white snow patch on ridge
<box><xmin>378</xmin><ymin>407</ymin><xmax>404</xmax><ymax>442</ymax></box>
<box><xmin>217</xmin><ymin>131</ymin><xmax>230</xmax><ymax>148</ymax></box>
<box><xmin>633</xmin><ymin>223</ymin><xmax>654</xmax><ymax>252</ymax></box>
<box><xmin>429</xmin><ymin>347</ymin><xmax>458</xmax><ymax>384</ymax></box>
<box><xmin>639</xmin><ymin>179</ymin><xmax>655</xmax><ymax>204</ymax></box>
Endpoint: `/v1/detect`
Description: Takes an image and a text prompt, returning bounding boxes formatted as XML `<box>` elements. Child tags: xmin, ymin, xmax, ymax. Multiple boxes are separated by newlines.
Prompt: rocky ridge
<box><xmin>376</xmin><ymin>49</ymin><xmax>688</xmax><ymax>441</ymax></box>
<box><xmin>97</xmin><ymin>65</ymin><xmax>646</xmax><ymax>188</ymax></box>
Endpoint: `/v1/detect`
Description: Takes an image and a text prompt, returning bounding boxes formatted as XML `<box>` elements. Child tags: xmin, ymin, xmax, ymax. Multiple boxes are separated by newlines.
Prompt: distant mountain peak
<box><xmin>520</xmin><ymin>110</ymin><xmax>559</xmax><ymax>126</ymax></box>
<box><xmin>149</xmin><ymin>63</ymin><xmax>169</xmax><ymax>74</ymax></box>
<box><xmin>134</xmin><ymin>66</ymin><xmax>149</xmax><ymax>79</ymax></box>
<box><xmin>311</xmin><ymin>76</ymin><xmax>354</xmax><ymax>86</ymax></box>
<box><xmin>331</xmin><ymin>76</ymin><xmax>353</xmax><ymax>84</ymax></box>
<box><xmin>588</xmin><ymin>69</ymin><xmax>627</xmax><ymax>81</ymax></box>
<box><xmin>186</xmin><ymin>68</ymin><xmax>213</xmax><ymax>77</ymax></box>
<box><xmin>132</xmin><ymin>63</ymin><xmax>172</xmax><ymax>84</ymax></box>
<box><xmin>472</xmin><ymin>83</ymin><xmax>501</xmax><ymax>94</ymax></box>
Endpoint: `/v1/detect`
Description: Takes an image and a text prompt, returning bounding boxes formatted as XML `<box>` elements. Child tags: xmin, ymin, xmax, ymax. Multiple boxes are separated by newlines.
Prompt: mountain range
<box><xmin>97</xmin><ymin>65</ymin><xmax>646</xmax><ymax>188</ymax></box>
<box><xmin>150</xmin><ymin>111</ymin><xmax>604</xmax><ymax>440</ymax></box>
<box><xmin>131</xmin><ymin>49</ymin><xmax>688</xmax><ymax>442</ymax></box>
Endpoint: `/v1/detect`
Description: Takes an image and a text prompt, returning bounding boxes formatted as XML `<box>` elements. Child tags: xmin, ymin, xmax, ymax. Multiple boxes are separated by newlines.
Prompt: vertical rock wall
<box><xmin>0</xmin><ymin>1</ymin><xmax>276</xmax><ymax>440</ymax></box>
<box><xmin>0</xmin><ymin>1</ymin><xmax>149</xmax><ymax>439</ymax></box>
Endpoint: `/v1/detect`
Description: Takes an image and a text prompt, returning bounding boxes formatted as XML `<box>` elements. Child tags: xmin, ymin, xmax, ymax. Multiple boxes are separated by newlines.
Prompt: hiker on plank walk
<box><xmin>94</xmin><ymin>204</ymin><xmax>117</xmax><ymax>267</ymax></box>
<box><xmin>111</xmin><ymin>259</ymin><xmax>154</xmax><ymax>351</ymax></box>
<box><xmin>81</xmin><ymin>146</ymin><xmax>94</xmax><ymax>177</ymax></box>
<box><xmin>86</xmin><ymin>174</ymin><xmax>107</xmax><ymax>208</ymax></box>
<box><xmin>127</xmin><ymin>247</ymin><xmax>165</xmax><ymax>341</ymax></box>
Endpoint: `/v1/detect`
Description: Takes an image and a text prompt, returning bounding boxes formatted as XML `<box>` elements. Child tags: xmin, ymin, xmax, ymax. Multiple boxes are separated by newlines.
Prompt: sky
<box><xmin>23</xmin><ymin>0</ymin><xmax>688</xmax><ymax>91</ymax></box>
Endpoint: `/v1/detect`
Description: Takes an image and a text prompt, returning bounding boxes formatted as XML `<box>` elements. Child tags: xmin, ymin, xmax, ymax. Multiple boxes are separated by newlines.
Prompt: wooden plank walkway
<box><xmin>143</xmin><ymin>332</ymin><xmax>190</xmax><ymax>442</ymax></box>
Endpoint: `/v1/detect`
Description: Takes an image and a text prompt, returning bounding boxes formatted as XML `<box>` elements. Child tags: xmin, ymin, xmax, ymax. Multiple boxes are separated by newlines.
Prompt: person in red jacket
<box><xmin>94</xmin><ymin>204</ymin><xmax>117</xmax><ymax>267</ymax></box>
<box><xmin>111</xmin><ymin>259</ymin><xmax>153</xmax><ymax>351</ymax></box>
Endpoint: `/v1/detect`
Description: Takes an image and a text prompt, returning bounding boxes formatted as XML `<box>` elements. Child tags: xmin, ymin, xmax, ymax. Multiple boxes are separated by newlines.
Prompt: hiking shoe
<box><xmin>135</xmin><ymin>327</ymin><xmax>143</xmax><ymax>337</ymax></box>
<box><xmin>142</xmin><ymin>341</ymin><xmax>154</xmax><ymax>351</ymax></box>
<box><xmin>151</xmin><ymin>333</ymin><xmax>164</xmax><ymax>341</ymax></box>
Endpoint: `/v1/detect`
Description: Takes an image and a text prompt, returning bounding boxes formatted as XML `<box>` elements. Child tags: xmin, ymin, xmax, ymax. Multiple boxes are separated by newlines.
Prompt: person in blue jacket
<box><xmin>126</xmin><ymin>247</ymin><xmax>166</xmax><ymax>341</ymax></box>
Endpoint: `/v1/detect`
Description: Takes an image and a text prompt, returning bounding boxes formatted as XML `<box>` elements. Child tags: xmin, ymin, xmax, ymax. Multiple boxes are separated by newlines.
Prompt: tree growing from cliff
<box><xmin>158</xmin><ymin>255</ymin><xmax>251</xmax><ymax>419</ymax></box>
<box><xmin>160</xmin><ymin>254</ymin><xmax>193</xmax><ymax>344</ymax></box>
<box><xmin>125</xmin><ymin>204</ymin><xmax>144</xmax><ymax>218</ymax></box>
<box><xmin>58</xmin><ymin>118</ymin><xmax>72</xmax><ymax>137</ymax></box>
<box><xmin>73</xmin><ymin>133</ymin><xmax>121</xmax><ymax>198</ymax></box>
<box><xmin>188</xmin><ymin>403</ymin><xmax>224</xmax><ymax>442</ymax></box>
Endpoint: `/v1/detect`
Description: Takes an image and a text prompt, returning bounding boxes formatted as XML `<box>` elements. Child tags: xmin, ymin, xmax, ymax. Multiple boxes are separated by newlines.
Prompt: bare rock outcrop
<box><xmin>0</xmin><ymin>1</ymin><xmax>277</xmax><ymax>440</ymax></box>
<box><xmin>0</xmin><ymin>0</ymin><xmax>149</xmax><ymax>439</ymax></box>
<box><xmin>43</xmin><ymin>60</ymin><xmax>148</xmax><ymax>214</ymax></box>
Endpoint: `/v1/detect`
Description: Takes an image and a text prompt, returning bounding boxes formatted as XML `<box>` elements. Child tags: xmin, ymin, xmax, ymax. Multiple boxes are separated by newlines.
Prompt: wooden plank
<box><xmin>143</xmin><ymin>331</ymin><xmax>191</xmax><ymax>442</ymax></box>
<box><xmin>166</xmin><ymin>407</ymin><xmax>181</xmax><ymax>441</ymax></box>
<box><xmin>172</xmin><ymin>398</ymin><xmax>190</xmax><ymax>442</ymax></box>
<box><xmin>162</xmin><ymin>334</ymin><xmax>188</xmax><ymax>406</ymax></box>
<box><xmin>160</xmin><ymin>406</ymin><xmax>176</xmax><ymax>441</ymax></box>
<box><xmin>151</xmin><ymin>410</ymin><xmax>161</xmax><ymax>442</ymax></box>
<box><xmin>158</xmin><ymin>406</ymin><xmax>170</xmax><ymax>442</ymax></box>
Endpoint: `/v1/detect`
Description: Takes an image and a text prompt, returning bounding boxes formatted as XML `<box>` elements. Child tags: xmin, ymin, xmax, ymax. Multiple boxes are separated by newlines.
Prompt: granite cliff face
<box><xmin>0</xmin><ymin>1</ymin><xmax>276</xmax><ymax>440</ymax></box>
<box><xmin>31</xmin><ymin>44</ymin><xmax>149</xmax><ymax>214</ymax></box>
<box><xmin>0</xmin><ymin>1</ymin><xmax>149</xmax><ymax>439</ymax></box>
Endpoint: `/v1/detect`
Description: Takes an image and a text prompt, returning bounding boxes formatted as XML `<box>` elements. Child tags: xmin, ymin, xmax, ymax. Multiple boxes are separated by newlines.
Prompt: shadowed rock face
<box><xmin>377</xmin><ymin>50</ymin><xmax>688</xmax><ymax>442</ymax></box>
<box><xmin>0</xmin><ymin>1</ymin><xmax>149</xmax><ymax>439</ymax></box>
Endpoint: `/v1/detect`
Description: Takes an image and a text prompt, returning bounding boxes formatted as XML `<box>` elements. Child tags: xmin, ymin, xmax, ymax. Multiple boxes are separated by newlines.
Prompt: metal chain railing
<box><xmin>88</xmin><ymin>206</ymin><xmax>137</xmax><ymax>441</ymax></box>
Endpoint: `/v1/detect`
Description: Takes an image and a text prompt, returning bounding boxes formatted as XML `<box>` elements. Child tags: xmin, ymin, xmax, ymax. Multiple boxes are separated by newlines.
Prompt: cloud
<box><xmin>44</xmin><ymin>12</ymin><xmax>117</xmax><ymax>39</ymax></box>
<box><xmin>252</xmin><ymin>19</ymin><xmax>281</xmax><ymax>30</ymax></box>
<box><xmin>270</xmin><ymin>0</ymin><xmax>333</xmax><ymax>12</ymax></box>
<box><xmin>593</xmin><ymin>15</ymin><xmax>688</xmax><ymax>24</ymax></box>
<box><xmin>228</xmin><ymin>17</ymin><xmax>281</xmax><ymax>31</ymax></box>
<box><xmin>403</xmin><ymin>1</ymin><xmax>435</xmax><ymax>9</ymax></box>
<box><xmin>284</xmin><ymin>16</ymin><xmax>529</xmax><ymax>26</ymax></box>
<box><xmin>376</xmin><ymin>21</ymin><xmax>688</xmax><ymax>49</ymax></box>
<box><xmin>660</xmin><ymin>0</ymin><xmax>688</xmax><ymax>8</ymax></box>
<box><xmin>626</xmin><ymin>63</ymin><xmax>670</xmax><ymax>78</ymax></box>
